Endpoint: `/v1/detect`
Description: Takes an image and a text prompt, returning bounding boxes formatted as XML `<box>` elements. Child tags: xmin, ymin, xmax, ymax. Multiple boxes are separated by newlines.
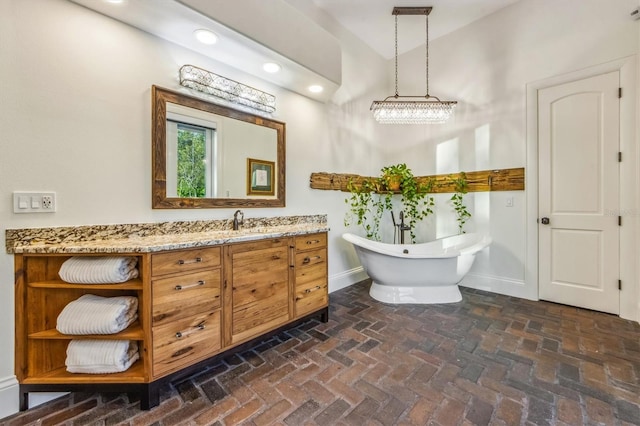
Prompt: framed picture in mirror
<box><xmin>247</xmin><ymin>158</ymin><xmax>275</xmax><ymax>196</ymax></box>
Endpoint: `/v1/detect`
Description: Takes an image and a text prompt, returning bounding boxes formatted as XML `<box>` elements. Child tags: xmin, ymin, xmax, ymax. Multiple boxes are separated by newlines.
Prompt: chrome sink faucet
<box><xmin>233</xmin><ymin>210</ymin><xmax>244</xmax><ymax>231</ymax></box>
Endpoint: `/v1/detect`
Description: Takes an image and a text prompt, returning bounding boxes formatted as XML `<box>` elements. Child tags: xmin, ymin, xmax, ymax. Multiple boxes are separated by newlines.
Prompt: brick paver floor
<box><xmin>2</xmin><ymin>280</ymin><xmax>639</xmax><ymax>425</ymax></box>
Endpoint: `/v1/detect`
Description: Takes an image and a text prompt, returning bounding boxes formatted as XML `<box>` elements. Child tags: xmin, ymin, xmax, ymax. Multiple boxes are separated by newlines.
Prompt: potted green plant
<box><xmin>449</xmin><ymin>172</ymin><xmax>471</xmax><ymax>234</ymax></box>
<box><xmin>381</xmin><ymin>163</ymin><xmax>406</xmax><ymax>191</ymax></box>
<box><xmin>345</xmin><ymin>164</ymin><xmax>435</xmax><ymax>242</ymax></box>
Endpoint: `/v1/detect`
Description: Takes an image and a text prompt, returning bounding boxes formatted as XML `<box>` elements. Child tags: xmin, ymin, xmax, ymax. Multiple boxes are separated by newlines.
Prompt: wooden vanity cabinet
<box><xmin>14</xmin><ymin>253</ymin><xmax>150</xmax><ymax>409</ymax></box>
<box><xmin>293</xmin><ymin>233</ymin><xmax>329</xmax><ymax>317</ymax></box>
<box><xmin>15</xmin><ymin>232</ymin><xmax>328</xmax><ymax>411</ymax></box>
<box><xmin>150</xmin><ymin>247</ymin><xmax>222</xmax><ymax>378</ymax></box>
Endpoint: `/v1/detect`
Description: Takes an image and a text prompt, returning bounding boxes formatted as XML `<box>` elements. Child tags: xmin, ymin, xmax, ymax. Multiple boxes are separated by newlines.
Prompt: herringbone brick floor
<box><xmin>3</xmin><ymin>280</ymin><xmax>640</xmax><ymax>425</ymax></box>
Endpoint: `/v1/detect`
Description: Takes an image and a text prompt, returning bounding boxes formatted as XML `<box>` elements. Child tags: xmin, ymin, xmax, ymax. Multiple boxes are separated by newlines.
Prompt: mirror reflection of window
<box><xmin>166</xmin><ymin>110</ymin><xmax>220</xmax><ymax>198</ymax></box>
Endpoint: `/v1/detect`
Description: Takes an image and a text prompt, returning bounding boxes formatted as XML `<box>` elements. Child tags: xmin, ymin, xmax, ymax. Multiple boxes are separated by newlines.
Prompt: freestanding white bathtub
<box><xmin>342</xmin><ymin>232</ymin><xmax>491</xmax><ymax>304</ymax></box>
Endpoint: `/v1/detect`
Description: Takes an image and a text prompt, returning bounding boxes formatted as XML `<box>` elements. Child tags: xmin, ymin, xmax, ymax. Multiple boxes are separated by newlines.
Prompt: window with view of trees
<box><xmin>177</xmin><ymin>123</ymin><xmax>208</xmax><ymax>198</ymax></box>
<box><xmin>166</xmin><ymin>116</ymin><xmax>216</xmax><ymax>198</ymax></box>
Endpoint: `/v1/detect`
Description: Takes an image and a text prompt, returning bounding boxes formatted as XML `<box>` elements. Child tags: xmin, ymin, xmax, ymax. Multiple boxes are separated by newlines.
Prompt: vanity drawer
<box><xmin>151</xmin><ymin>247</ymin><xmax>221</xmax><ymax>277</ymax></box>
<box><xmin>152</xmin><ymin>310</ymin><xmax>221</xmax><ymax>378</ymax></box>
<box><xmin>295</xmin><ymin>248</ymin><xmax>327</xmax><ymax>285</ymax></box>
<box><xmin>295</xmin><ymin>233</ymin><xmax>327</xmax><ymax>251</ymax></box>
<box><xmin>295</xmin><ymin>280</ymin><xmax>328</xmax><ymax>317</ymax></box>
<box><xmin>152</xmin><ymin>269</ymin><xmax>221</xmax><ymax>326</ymax></box>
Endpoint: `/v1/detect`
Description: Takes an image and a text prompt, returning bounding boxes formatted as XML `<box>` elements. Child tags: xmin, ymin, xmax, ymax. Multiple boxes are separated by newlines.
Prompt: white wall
<box><xmin>376</xmin><ymin>0</ymin><xmax>639</xmax><ymax>302</ymax></box>
<box><xmin>0</xmin><ymin>0</ymin><xmax>385</xmax><ymax>417</ymax></box>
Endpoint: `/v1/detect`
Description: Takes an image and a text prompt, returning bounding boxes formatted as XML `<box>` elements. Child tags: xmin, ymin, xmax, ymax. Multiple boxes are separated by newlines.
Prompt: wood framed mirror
<box><xmin>152</xmin><ymin>85</ymin><xmax>286</xmax><ymax>208</ymax></box>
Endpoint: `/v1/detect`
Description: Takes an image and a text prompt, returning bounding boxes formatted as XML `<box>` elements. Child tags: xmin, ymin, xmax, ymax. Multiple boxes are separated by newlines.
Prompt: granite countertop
<box><xmin>6</xmin><ymin>215</ymin><xmax>329</xmax><ymax>254</ymax></box>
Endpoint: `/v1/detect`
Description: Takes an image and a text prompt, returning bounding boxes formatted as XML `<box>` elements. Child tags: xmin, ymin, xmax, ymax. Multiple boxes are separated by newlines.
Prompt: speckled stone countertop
<box><xmin>6</xmin><ymin>215</ymin><xmax>328</xmax><ymax>254</ymax></box>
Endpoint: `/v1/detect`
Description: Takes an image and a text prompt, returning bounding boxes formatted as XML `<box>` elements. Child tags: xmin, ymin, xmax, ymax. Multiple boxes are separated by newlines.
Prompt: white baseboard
<box><xmin>460</xmin><ymin>273</ymin><xmax>535</xmax><ymax>300</ymax></box>
<box><xmin>0</xmin><ymin>375</ymin><xmax>18</xmax><ymax>420</ymax></box>
<box><xmin>329</xmin><ymin>266</ymin><xmax>368</xmax><ymax>293</ymax></box>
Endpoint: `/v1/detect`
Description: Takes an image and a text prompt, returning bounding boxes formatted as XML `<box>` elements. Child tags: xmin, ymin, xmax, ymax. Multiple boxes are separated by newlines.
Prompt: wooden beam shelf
<box><xmin>309</xmin><ymin>167</ymin><xmax>524</xmax><ymax>193</ymax></box>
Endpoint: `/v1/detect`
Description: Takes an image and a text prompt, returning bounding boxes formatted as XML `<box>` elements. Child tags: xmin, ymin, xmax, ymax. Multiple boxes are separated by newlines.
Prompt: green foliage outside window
<box><xmin>177</xmin><ymin>125</ymin><xmax>206</xmax><ymax>198</ymax></box>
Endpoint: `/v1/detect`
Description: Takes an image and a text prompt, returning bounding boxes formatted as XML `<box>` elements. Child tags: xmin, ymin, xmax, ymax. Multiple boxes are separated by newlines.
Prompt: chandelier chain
<box><xmin>394</xmin><ymin>13</ymin><xmax>399</xmax><ymax>97</ymax></box>
<box><xmin>425</xmin><ymin>12</ymin><xmax>429</xmax><ymax>96</ymax></box>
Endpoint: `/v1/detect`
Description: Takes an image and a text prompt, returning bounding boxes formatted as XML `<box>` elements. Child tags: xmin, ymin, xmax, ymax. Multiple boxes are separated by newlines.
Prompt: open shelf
<box><xmin>28</xmin><ymin>278</ymin><xmax>143</xmax><ymax>290</ymax></box>
<box><xmin>21</xmin><ymin>360</ymin><xmax>147</xmax><ymax>384</ymax></box>
<box><xmin>28</xmin><ymin>322</ymin><xmax>144</xmax><ymax>340</ymax></box>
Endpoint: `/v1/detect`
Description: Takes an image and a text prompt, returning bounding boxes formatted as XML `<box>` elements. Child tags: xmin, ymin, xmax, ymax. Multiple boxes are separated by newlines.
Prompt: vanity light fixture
<box><xmin>193</xmin><ymin>29</ymin><xmax>218</xmax><ymax>45</ymax></box>
<box><xmin>179</xmin><ymin>64</ymin><xmax>276</xmax><ymax>113</ymax></box>
<box><xmin>308</xmin><ymin>85</ymin><xmax>324</xmax><ymax>93</ymax></box>
<box><xmin>262</xmin><ymin>62</ymin><xmax>281</xmax><ymax>73</ymax></box>
<box><xmin>371</xmin><ymin>7</ymin><xmax>457</xmax><ymax>124</ymax></box>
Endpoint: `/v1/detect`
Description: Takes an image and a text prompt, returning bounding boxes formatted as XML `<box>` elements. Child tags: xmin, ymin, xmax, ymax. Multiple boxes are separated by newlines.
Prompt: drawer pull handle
<box><xmin>174</xmin><ymin>280</ymin><xmax>205</xmax><ymax>291</ymax></box>
<box><xmin>302</xmin><ymin>256</ymin><xmax>322</xmax><ymax>264</ymax></box>
<box><xmin>175</xmin><ymin>321</ymin><xmax>206</xmax><ymax>339</ymax></box>
<box><xmin>304</xmin><ymin>285</ymin><xmax>322</xmax><ymax>294</ymax></box>
<box><xmin>272</xmin><ymin>255</ymin><xmax>280</xmax><ymax>260</ymax></box>
<box><xmin>306</xmin><ymin>240</ymin><xmax>320</xmax><ymax>245</ymax></box>
<box><xmin>178</xmin><ymin>257</ymin><xmax>203</xmax><ymax>265</ymax></box>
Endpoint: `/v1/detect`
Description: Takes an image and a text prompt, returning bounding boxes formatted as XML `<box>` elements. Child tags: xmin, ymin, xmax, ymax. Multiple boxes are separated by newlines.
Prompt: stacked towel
<box><xmin>59</xmin><ymin>256</ymin><xmax>139</xmax><ymax>284</ymax></box>
<box><xmin>66</xmin><ymin>340</ymin><xmax>139</xmax><ymax>374</ymax></box>
<box><xmin>56</xmin><ymin>294</ymin><xmax>138</xmax><ymax>335</ymax></box>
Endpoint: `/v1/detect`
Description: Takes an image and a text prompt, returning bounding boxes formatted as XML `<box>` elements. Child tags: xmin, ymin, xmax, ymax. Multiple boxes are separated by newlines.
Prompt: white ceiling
<box><xmin>69</xmin><ymin>0</ymin><xmax>341</xmax><ymax>102</ymax></box>
<box><xmin>68</xmin><ymin>0</ymin><xmax>522</xmax><ymax>101</ymax></box>
<box><xmin>311</xmin><ymin>0</ymin><xmax>522</xmax><ymax>59</ymax></box>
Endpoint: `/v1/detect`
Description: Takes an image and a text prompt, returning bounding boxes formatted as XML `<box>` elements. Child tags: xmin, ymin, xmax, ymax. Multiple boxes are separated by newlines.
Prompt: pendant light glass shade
<box><xmin>371</xmin><ymin>97</ymin><xmax>457</xmax><ymax>124</ymax></box>
<box><xmin>371</xmin><ymin>7</ymin><xmax>456</xmax><ymax>124</ymax></box>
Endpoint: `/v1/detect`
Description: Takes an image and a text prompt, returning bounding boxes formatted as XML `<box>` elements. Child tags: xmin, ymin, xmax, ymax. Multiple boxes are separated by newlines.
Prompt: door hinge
<box><xmin>618</xmin><ymin>152</ymin><xmax>622</xmax><ymax>162</ymax></box>
<box><xmin>619</xmin><ymin>216</ymin><xmax>622</xmax><ymax>226</ymax></box>
<box><xmin>618</xmin><ymin>279</ymin><xmax>622</xmax><ymax>290</ymax></box>
<box><xmin>619</xmin><ymin>87</ymin><xmax>622</xmax><ymax>98</ymax></box>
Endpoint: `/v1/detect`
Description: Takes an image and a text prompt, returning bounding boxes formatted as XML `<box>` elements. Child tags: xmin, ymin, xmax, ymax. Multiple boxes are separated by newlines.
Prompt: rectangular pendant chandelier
<box><xmin>371</xmin><ymin>98</ymin><xmax>457</xmax><ymax>124</ymax></box>
<box><xmin>179</xmin><ymin>64</ymin><xmax>276</xmax><ymax>114</ymax></box>
<box><xmin>371</xmin><ymin>7</ymin><xmax>457</xmax><ymax>124</ymax></box>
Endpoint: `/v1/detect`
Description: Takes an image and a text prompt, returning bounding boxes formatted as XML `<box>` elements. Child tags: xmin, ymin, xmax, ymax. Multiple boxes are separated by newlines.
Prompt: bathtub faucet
<box><xmin>391</xmin><ymin>211</ymin><xmax>411</xmax><ymax>244</ymax></box>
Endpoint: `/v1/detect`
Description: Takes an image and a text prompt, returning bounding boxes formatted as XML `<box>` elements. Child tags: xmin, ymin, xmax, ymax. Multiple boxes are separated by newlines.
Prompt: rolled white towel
<box><xmin>59</xmin><ymin>256</ymin><xmax>139</xmax><ymax>284</ymax></box>
<box><xmin>66</xmin><ymin>340</ymin><xmax>139</xmax><ymax>374</ymax></box>
<box><xmin>57</xmin><ymin>294</ymin><xmax>138</xmax><ymax>335</ymax></box>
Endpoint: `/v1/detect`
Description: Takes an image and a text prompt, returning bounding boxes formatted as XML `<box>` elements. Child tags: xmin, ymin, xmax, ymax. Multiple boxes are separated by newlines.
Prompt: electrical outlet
<box><xmin>13</xmin><ymin>192</ymin><xmax>56</xmax><ymax>213</ymax></box>
<box><xmin>42</xmin><ymin>195</ymin><xmax>53</xmax><ymax>209</ymax></box>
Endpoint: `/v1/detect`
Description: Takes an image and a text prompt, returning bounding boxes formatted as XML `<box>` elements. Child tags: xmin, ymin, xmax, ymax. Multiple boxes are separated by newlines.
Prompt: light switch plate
<box><xmin>13</xmin><ymin>192</ymin><xmax>56</xmax><ymax>213</ymax></box>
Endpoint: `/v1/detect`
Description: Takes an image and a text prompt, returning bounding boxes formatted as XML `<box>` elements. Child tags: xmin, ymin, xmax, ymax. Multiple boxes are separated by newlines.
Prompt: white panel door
<box><xmin>538</xmin><ymin>71</ymin><xmax>620</xmax><ymax>314</ymax></box>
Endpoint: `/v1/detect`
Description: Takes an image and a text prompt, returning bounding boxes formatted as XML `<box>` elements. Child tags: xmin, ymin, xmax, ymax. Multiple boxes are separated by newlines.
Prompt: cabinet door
<box><xmin>224</xmin><ymin>238</ymin><xmax>291</xmax><ymax>345</ymax></box>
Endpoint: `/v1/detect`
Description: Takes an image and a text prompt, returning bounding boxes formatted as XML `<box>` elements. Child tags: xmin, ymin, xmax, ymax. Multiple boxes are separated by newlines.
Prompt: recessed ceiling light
<box><xmin>104</xmin><ymin>0</ymin><xmax>126</xmax><ymax>3</ymax></box>
<box><xmin>193</xmin><ymin>29</ymin><xmax>218</xmax><ymax>45</ymax></box>
<box><xmin>263</xmin><ymin>62</ymin><xmax>281</xmax><ymax>73</ymax></box>
<box><xmin>308</xmin><ymin>85</ymin><xmax>323</xmax><ymax>93</ymax></box>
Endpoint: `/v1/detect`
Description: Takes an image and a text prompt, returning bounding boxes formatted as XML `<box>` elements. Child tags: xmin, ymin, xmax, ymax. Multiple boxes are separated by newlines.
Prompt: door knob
<box><xmin>540</xmin><ymin>217</ymin><xmax>550</xmax><ymax>225</ymax></box>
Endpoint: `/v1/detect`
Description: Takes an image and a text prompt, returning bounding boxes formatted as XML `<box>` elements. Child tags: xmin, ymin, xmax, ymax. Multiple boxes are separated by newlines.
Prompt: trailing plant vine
<box><xmin>450</xmin><ymin>172</ymin><xmax>471</xmax><ymax>234</ymax></box>
<box><xmin>344</xmin><ymin>164</ymin><xmax>435</xmax><ymax>243</ymax></box>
